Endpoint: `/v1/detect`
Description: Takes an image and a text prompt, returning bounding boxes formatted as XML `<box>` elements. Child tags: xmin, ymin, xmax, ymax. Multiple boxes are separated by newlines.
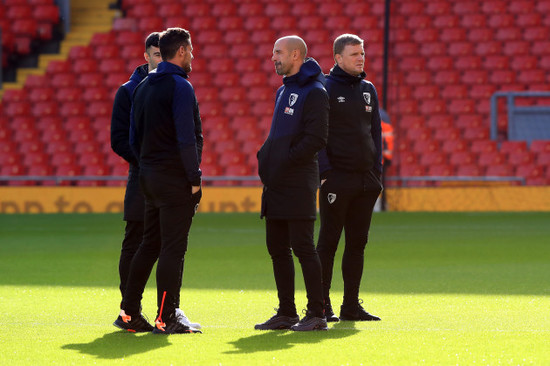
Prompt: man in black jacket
<box><xmin>111</xmin><ymin>31</ymin><xmax>160</xmax><ymax>308</ymax></box>
<box><xmin>317</xmin><ymin>34</ymin><xmax>383</xmax><ymax>323</ymax></box>
<box><xmin>255</xmin><ymin>36</ymin><xmax>329</xmax><ymax>332</ymax></box>
<box><xmin>115</xmin><ymin>28</ymin><xmax>203</xmax><ymax>334</ymax></box>
<box><xmin>111</xmin><ymin>32</ymin><xmax>200</xmax><ymax>331</ymax></box>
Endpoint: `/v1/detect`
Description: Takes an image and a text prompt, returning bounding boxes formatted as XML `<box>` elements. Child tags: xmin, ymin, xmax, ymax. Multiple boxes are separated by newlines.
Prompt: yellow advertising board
<box><xmin>0</xmin><ymin>187</ymin><xmax>264</xmax><ymax>214</ymax></box>
<box><xmin>0</xmin><ymin>186</ymin><xmax>549</xmax><ymax>214</ymax></box>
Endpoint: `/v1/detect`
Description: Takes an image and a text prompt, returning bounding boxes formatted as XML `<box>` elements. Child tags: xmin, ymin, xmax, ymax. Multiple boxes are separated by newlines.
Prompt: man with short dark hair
<box><xmin>115</xmin><ymin>28</ymin><xmax>203</xmax><ymax>334</ymax></box>
<box><xmin>111</xmin><ymin>32</ymin><xmax>200</xmax><ymax>332</ymax></box>
<box><xmin>111</xmin><ymin>33</ymin><xmax>160</xmax><ymax>305</ymax></box>
<box><xmin>317</xmin><ymin>33</ymin><xmax>383</xmax><ymax>322</ymax></box>
<box><xmin>255</xmin><ymin>36</ymin><xmax>329</xmax><ymax>332</ymax></box>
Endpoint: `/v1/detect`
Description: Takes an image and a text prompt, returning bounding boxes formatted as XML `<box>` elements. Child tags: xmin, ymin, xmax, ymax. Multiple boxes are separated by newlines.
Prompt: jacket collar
<box><xmin>283</xmin><ymin>58</ymin><xmax>325</xmax><ymax>87</ymax></box>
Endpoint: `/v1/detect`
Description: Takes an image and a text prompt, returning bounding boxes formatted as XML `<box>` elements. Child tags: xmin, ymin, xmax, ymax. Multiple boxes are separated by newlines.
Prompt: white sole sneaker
<box><xmin>175</xmin><ymin>308</ymin><xmax>202</xmax><ymax>329</ymax></box>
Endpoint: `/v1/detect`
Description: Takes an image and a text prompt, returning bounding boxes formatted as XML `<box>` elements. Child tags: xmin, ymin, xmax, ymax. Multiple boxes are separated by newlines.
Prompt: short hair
<box><xmin>333</xmin><ymin>34</ymin><xmax>364</xmax><ymax>56</ymax></box>
<box><xmin>145</xmin><ymin>32</ymin><xmax>160</xmax><ymax>51</ymax></box>
<box><xmin>159</xmin><ymin>28</ymin><xmax>191</xmax><ymax>61</ymax></box>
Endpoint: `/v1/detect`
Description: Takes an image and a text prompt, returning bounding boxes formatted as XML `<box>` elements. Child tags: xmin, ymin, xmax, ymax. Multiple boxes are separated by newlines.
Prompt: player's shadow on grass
<box><xmin>225</xmin><ymin>322</ymin><xmax>360</xmax><ymax>354</ymax></box>
<box><xmin>61</xmin><ymin>331</ymin><xmax>170</xmax><ymax>359</ymax></box>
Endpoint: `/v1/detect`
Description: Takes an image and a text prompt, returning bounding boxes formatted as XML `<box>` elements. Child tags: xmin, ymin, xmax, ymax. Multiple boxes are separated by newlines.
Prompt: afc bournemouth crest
<box><xmin>289</xmin><ymin>93</ymin><xmax>299</xmax><ymax>106</ymax></box>
<box><xmin>327</xmin><ymin>193</ymin><xmax>337</xmax><ymax>204</ymax></box>
<box><xmin>363</xmin><ymin>92</ymin><xmax>371</xmax><ymax>104</ymax></box>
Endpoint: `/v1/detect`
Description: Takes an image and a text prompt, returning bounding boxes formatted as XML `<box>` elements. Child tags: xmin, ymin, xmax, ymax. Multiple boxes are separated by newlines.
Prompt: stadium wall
<box><xmin>0</xmin><ymin>187</ymin><xmax>549</xmax><ymax>213</ymax></box>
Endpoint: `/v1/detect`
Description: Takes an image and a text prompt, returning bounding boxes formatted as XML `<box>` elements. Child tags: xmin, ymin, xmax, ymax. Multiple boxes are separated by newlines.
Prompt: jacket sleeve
<box><xmin>173</xmin><ymin>77</ymin><xmax>202</xmax><ymax>186</ymax></box>
<box><xmin>193</xmin><ymin>99</ymin><xmax>204</xmax><ymax>164</ymax></box>
<box><xmin>289</xmin><ymin>87</ymin><xmax>329</xmax><ymax>163</ymax></box>
<box><xmin>111</xmin><ymin>85</ymin><xmax>138</xmax><ymax>166</ymax></box>
<box><xmin>318</xmin><ymin>148</ymin><xmax>332</xmax><ymax>180</ymax></box>
<box><xmin>370</xmin><ymin>85</ymin><xmax>383</xmax><ymax>174</ymax></box>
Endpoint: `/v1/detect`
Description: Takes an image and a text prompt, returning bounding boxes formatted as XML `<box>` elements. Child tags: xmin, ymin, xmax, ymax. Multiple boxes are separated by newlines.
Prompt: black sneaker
<box><xmin>152</xmin><ymin>312</ymin><xmax>202</xmax><ymax>334</ymax></box>
<box><xmin>324</xmin><ymin>299</ymin><xmax>340</xmax><ymax>323</ymax></box>
<box><xmin>113</xmin><ymin>310</ymin><xmax>154</xmax><ymax>333</ymax></box>
<box><xmin>254</xmin><ymin>312</ymin><xmax>300</xmax><ymax>330</ymax></box>
<box><xmin>340</xmin><ymin>299</ymin><xmax>381</xmax><ymax>321</ymax></box>
<box><xmin>290</xmin><ymin>310</ymin><xmax>328</xmax><ymax>331</ymax></box>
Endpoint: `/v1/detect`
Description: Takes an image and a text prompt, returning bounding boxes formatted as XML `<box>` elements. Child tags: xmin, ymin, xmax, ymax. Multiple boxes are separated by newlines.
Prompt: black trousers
<box><xmin>122</xmin><ymin>169</ymin><xmax>201</xmax><ymax>318</ymax></box>
<box><xmin>316</xmin><ymin>169</ymin><xmax>382</xmax><ymax>306</ymax></box>
<box><xmin>265</xmin><ymin>219</ymin><xmax>324</xmax><ymax>317</ymax></box>
<box><xmin>118</xmin><ymin>220</ymin><xmax>143</xmax><ymax>299</ymax></box>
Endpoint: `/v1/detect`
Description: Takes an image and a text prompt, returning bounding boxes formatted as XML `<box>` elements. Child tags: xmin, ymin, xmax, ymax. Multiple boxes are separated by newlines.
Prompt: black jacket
<box><xmin>257</xmin><ymin>58</ymin><xmax>329</xmax><ymax>220</ymax></box>
<box><xmin>110</xmin><ymin>64</ymin><xmax>148</xmax><ymax>221</ymax></box>
<box><xmin>318</xmin><ymin>64</ymin><xmax>382</xmax><ymax>179</ymax></box>
<box><xmin>130</xmin><ymin>61</ymin><xmax>203</xmax><ymax>186</ymax></box>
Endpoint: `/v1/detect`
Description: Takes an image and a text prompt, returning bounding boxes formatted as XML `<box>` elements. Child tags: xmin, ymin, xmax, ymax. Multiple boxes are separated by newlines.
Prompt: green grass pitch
<box><xmin>0</xmin><ymin>212</ymin><xmax>549</xmax><ymax>365</ymax></box>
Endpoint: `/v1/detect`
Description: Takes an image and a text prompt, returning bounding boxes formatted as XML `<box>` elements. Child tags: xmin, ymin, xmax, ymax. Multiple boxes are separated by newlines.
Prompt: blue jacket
<box><xmin>110</xmin><ymin>64</ymin><xmax>148</xmax><ymax>221</ymax></box>
<box><xmin>318</xmin><ymin>64</ymin><xmax>383</xmax><ymax>178</ymax></box>
<box><xmin>130</xmin><ymin>61</ymin><xmax>203</xmax><ymax>186</ymax></box>
<box><xmin>257</xmin><ymin>58</ymin><xmax>329</xmax><ymax>219</ymax></box>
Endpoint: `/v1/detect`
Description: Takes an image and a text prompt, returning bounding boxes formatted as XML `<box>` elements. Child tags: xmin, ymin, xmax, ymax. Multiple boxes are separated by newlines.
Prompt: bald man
<box><xmin>255</xmin><ymin>36</ymin><xmax>329</xmax><ymax>331</ymax></box>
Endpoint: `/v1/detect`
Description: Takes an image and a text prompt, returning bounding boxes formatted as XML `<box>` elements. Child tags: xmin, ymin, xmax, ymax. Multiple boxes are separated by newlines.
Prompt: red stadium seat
<box><xmin>441</xmin><ymin>85</ymin><xmax>467</xmax><ymax>100</ymax></box>
<box><xmin>51</xmin><ymin>73</ymin><xmax>76</xmax><ymax>88</ymax></box>
<box><xmin>439</xmin><ymin>28</ymin><xmax>466</xmax><ymax>42</ymax></box>
<box><xmin>462</xmin><ymin>127</ymin><xmax>490</xmax><ymax>140</ymax></box>
<box><xmin>419</xmin><ymin>152</ymin><xmax>447</xmax><ymax>167</ymax></box>
<box><xmin>12</xmin><ymin>19</ymin><xmax>37</xmax><ymax>38</ymax></box>
<box><xmin>475</xmin><ymin>41</ymin><xmax>502</xmax><ymax>57</ymax></box>
<box><xmin>219</xmin><ymin>87</ymin><xmax>246</xmax><ymax>103</ymax></box>
<box><xmin>495</xmin><ymin>27</ymin><xmax>522</xmax><ymax>41</ymax></box>
<box><xmin>158</xmin><ymin>3</ymin><xmax>183</xmax><ymax>17</ymax></box>
<box><xmin>426</xmin><ymin>56</ymin><xmax>453</xmax><ymax>71</ymax></box>
<box><xmin>6</xmin><ymin>5</ymin><xmax>32</xmax><ymax>20</ymax></box>
<box><xmin>471</xmin><ymin>140</ymin><xmax>497</xmax><ymax>153</ymax></box>
<box><xmin>427</xmin><ymin>164</ymin><xmax>454</xmax><ymax>177</ymax></box>
<box><xmin>485</xmin><ymin>164</ymin><xmax>514</xmax><ymax>177</ymax></box>
<box><xmin>460</xmin><ymin>13</ymin><xmax>485</xmax><ymax>27</ymax></box>
<box><xmin>448</xmin><ymin>100</ymin><xmax>476</xmax><ymax>114</ymax></box>
<box><xmin>46</xmin><ymin>60</ymin><xmax>71</xmax><ymax>73</ymax></box>
<box><xmin>77</xmin><ymin>73</ymin><xmax>103</xmax><ymax>88</ymax></box>
<box><xmin>2</xmin><ymin>89</ymin><xmax>28</xmax><ymax>103</ymax></box>
<box><xmin>212</xmin><ymin>3</ymin><xmax>237</xmax><ymax>17</ymax></box>
<box><xmin>483</xmin><ymin>56</ymin><xmax>509</xmax><ymax>70</ymax></box>
<box><xmin>449</xmin><ymin>151</ymin><xmax>477</xmax><ymax>166</ymax></box>
<box><xmin>60</xmin><ymin>102</ymin><xmax>86</xmax><ymax>118</ymax></box>
<box><xmin>461</xmin><ymin>70</ymin><xmax>488</xmax><ymax>85</ymax></box>
<box><xmin>243</xmin><ymin>16</ymin><xmax>270</xmax><ymax>31</ymax></box>
<box><xmin>516</xmin><ymin>164</ymin><xmax>545</xmax><ymax>181</ymax></box>
<box><xmin>456</xmin><ymin>164</ymin><xmax>482</xmax><ymax>176</ymax></box>
<box><xmin>530</xmin><ymin>140</ymin><xmax>550</xmax><ymax>154</ymax></box>
<box><xmin>68</xmin><ymin>45</ymin><xmax>93</xmax><ymax>60</ymax></box>
<box><xmin>425</xmin><ymin>114</ymin><xmax>454</xmax><ymax>129</ymax></box>
<box><xmin>503</xmin><ymin>41</ymin><xmax>530</xmax><ymax>56</ymax></box>
<box><xmin>5</xmin><ymin>101</ymin><xmax>32</xmax><ymax>117</ymax></box>
<box><xmin>271</xmin><ymin>16</ymin><xmax>297</xmax><ymax>31</ymax></box>
<box><xmin>478</xmin><ymin>151</ymin><xmax>506</xmax><ymax>167</ymax></box>
<box><xmin>51</xmin><ymin>151</ymin><xmax>76</xmax><ymax>167</ymax></box>
<box><xmin>508</xmin><ymin>151</ymin><xmax>535</xmax><ymax>166</ymax></box>
<box><xmin>264</xmin><ymin>3</ymin><xmax>289</xmax><ymax>17</ymax></box>
<box><xmin>29</xmin><ymin>87</ymin><xmax>55</xmax><ymax>102</ymax></box>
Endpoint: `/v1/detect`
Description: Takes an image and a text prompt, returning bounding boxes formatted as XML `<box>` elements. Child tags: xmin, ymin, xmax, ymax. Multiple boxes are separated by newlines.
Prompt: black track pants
<box><xmin>122</xmin><ymin>169</ymin><xmax>201</xmax><ymax>318</ymax></box>
<box><xmin>265</xmin><ymin>219</ymin><xmax>324</xmax><ymax>317</ymax></box>
<box><xmin>316</xmin><ymin>169</ymin><xmax>382</xmax><ymax>306</ymax></box>
<box><xmin>118</xmin><ymin>220</ymin><xmax>144</xmax><ymax>299</ymax></box>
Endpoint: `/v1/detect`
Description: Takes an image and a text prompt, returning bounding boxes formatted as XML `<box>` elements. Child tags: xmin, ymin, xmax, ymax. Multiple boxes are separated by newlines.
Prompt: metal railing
<box><xmin>490</xmin><ymin>91</ymin><xmax>550</xmax><ymax>141</ymax></box>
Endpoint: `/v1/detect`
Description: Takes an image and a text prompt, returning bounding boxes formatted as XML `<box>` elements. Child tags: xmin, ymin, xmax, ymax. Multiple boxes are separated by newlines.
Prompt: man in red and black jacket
<box><xmin>317</xmin><ymin>34</ymin><xmax>383</xmax><ymax>323</ymax></box>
